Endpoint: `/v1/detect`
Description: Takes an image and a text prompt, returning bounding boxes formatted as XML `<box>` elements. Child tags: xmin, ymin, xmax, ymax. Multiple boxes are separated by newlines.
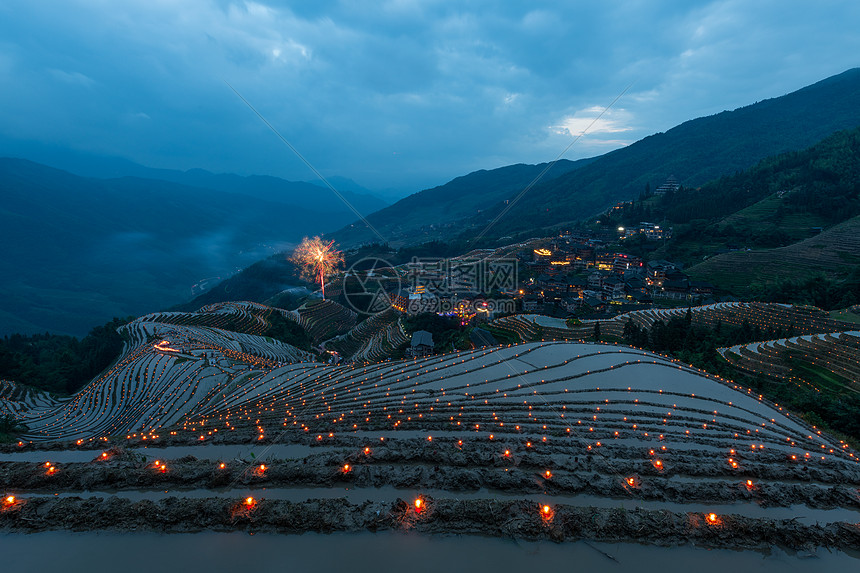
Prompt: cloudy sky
<box><xmin>1</xmin><ymin>1</ymin><xmax>858</xmax><ymax>196</ymax></box>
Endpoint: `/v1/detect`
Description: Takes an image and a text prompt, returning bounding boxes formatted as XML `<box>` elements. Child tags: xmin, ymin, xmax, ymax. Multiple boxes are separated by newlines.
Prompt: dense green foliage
<box><xmin>738</xmin><ymin>370</ymin><xmax>860</xmax><ymax>447</ymax></box>
<box><xmin>265</xmin><ymin>290</ymin><xmax>310</xmax><ymax>312</ymax></box>
<box><xmin>749</xmin><ymin>270</ymin><xmax>860</xmax><ymax>310</ymax></box>
<box><xmin>0</xmin><ymin>414</ymin><xmax>28</xmax><ymax>442</ymax></box>
<box><xmin>622</xmin><ymin>315</ymin><xmax>860</xmax><ymax>444</ymax></box>
<box><xmin>403</xmin><ymin>313</ymin><xmax>470</xmax><ymax>353</ymax></box>
<box><xmin>481</xmin><ymin>324</ymin><xmax>520</xmax><ymax>346</ymax></box>
<box><xmin>664</xmin><ymin>127</ymin><xmax>859</xmax><ymax>227</ymax></box>
<box><xmin>262</xmin><ymin>311</ymin><xmax>313</xmax><ymax>351</ymax></box>
<box><xmin>0</xmin><ymin>317</ymin><xmax>131</xmax><ymax>395</ymax></box>
<box><xmin>602</xmin><ymin>126</ymin><xmax>860</xmax><ymax>257</ymax></box>
<box><xmin>595</xmin><ymin>127</ymin><xmax>860</xmax><ymax>307</ymax></box>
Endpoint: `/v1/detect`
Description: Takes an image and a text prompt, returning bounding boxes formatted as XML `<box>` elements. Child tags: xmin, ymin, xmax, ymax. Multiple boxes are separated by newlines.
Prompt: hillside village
<box><xmin>387</xmin><ymin>226</ymin><xmax>714</xmax><ymax>326</ymax></box>
<box><xmin>517</xmin><ymin>230</ymin><xmax>712</xmax><ymax>316</ymax></box>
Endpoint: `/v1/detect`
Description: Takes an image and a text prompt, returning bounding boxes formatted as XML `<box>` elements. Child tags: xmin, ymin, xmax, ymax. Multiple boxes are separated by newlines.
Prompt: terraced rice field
<box><xmin>6</xmin><ymin>310</ymin><xmax>314</xmax><ymax>442</ymax></box>
<box><xmin>688</xmin><ymin>215</ymin><xmax>860</xmax><ymax>292</ymax></box>
<box><xmin>492</xmin><ymin>302</ymin><xmax>855</xmax><ymax>342</ymax></box>
<box><xmin>0</xmin><ymin>380</ymin><xmax>63</xmax><ymax>418</ymax></box>
<box><xmin>719</xmin><ymin>331</ymin><xmax>860</xmax><ymax>389</ymax></box>
<box><xmin>296</xmin><ymin>299</ymin><xmax>357</xmax><ymax>343</ymax></box>
<box><xmin>2</xmin><ymin>309</ymin><xmax>859</xmax><ymax>551</ymax></box>
<box><xmin>326</xmin><ymin>308</ymin><xmax>409</xmax><ymax>362</ymax></box>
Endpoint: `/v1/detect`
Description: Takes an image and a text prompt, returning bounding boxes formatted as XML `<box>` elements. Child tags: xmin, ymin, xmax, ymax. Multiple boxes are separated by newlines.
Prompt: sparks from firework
<box><xmin>291</xmin><ymin>237</ymin><xmax>344</xmax><ymax>299</ymax></box>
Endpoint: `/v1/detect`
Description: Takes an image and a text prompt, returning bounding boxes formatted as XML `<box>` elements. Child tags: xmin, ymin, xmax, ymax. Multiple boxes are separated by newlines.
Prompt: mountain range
<box><xmin>2</xmin><ymin>68</ymin><xmax>859</xmax><ymax>336</ymax></box>
<box><xmin>0</xmin><ymin>159</ymin><xmax>383</xmax><ymax>336</ymax></box>
<box><xmin>330</xmin><ymin>68</ymin><xmax>860</xmax><ymax>246</ymax></box>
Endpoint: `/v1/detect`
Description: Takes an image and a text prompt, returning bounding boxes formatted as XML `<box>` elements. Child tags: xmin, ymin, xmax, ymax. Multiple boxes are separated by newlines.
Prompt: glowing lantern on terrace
<box><xmin>653</xmin><ymin>460</ymin><xmax>663</xmax><ymax>470</ymax></box>
<box><xmin>544</xmin><ymin>470</ymin><xmax>552</xmax><ymax>479</ymax></box>
<box><xmin>4</xmin><ymin>495</ymin><xmax>15</xmax><ymax>505</ymax></box>
<box><xmin>414</xmin><ymin>498</ymin><xmax>424</xmax><ymax>512</ymax></box>
<box><xmin>342</xmin><ymin>464</ymin><xmax>351</xmax><ymax>473</ymax></box>
<box><xmin>245</xmin><ymin>497</ymin><xmax>256</xmax><ymax>507</ymax></box>
<box><xmin>540</xmin><ymin>504</ymin><xmax>554</xmax><ymax>522</ymax></box>
<box><xmin>706</xmin><ymin>513</ymin><xmax>719</xmax><ymax>524</ymax></box>
<box><xmin>364</xmin><ymin>447</ymin><xmax>371</xmax><ymax>455</ymax></box>
<box><xmin>219</xmin><ymin>462</ymin><xmax>226</xmax><ymax>469</ymax></box>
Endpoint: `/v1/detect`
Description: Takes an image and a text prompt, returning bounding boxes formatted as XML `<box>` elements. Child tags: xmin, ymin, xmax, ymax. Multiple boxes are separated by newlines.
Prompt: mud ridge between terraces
<box><xmin>3</xmin><ymin>447</ymin><xmax>860</xmax><ymax>510</ymax></box>
<box><xmin>5</xmin><ymin>435</ymin><xmax>859</xmax><ymax>481</ymax></box>
<box><xmin>2</xmin><ymin>496</ymin><xmax>859</xmax><ymax>551</ymax></box>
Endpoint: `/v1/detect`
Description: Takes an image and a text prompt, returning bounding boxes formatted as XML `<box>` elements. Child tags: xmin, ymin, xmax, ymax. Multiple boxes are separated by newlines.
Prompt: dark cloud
<box><xmin>0</xmin><ymin>0</ymin><xmax>858</xmax><ymax>194</ymax></box>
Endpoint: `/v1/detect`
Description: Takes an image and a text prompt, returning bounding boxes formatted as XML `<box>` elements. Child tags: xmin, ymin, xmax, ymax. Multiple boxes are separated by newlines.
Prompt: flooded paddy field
<box><xmin>3</xmin><ymin>334</ymin><xmax>859</xmax><ymax>556</ymax></box>
<box><xmin>0</xmin><ymin>531</ymin><xmax>857</xmax><ymax>573</ymax></box>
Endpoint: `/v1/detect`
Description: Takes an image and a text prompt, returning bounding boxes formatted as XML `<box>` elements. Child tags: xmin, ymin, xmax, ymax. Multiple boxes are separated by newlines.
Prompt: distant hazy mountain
<box><xmin>333</xmin><ymin>68</ymin><xmax>860</xmax><ymax>245</ymax></box>
<box><xmin>0</xmin><ymin>158</ymin><xmax>369</xmax><ymax>336</ymax></box>
<box><xmin>140</xmin><ymin>169</ymin><xmax>389</xmax><ymax>216</ymax></box>
<box><xmin>0</xmin><ymin>142</ymin><xmax>389</xmax><ymax>218</ymax></box>
<box><xmin>306</xmin><ymin>175</ymin><xmax>390</xmax><ymax>204</ymax></box>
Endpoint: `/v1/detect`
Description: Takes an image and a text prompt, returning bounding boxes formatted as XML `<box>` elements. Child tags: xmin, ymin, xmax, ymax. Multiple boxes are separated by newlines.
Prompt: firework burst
<box><xmin>291</xmin><ymin>237</ymin><xmax>344</xmax><ymax>299</ymax></box>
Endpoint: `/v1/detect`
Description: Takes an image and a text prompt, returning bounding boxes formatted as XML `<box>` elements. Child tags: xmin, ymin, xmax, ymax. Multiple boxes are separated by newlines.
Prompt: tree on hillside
<box><xmin>0</xmin><ymin>316</ymin><xmax>130</xmax><ymax>395</ymax></box>
<box><xmin>0</xmin><ymin>414</ymin><xmax>27</xmax><ymax>440</ymax></box>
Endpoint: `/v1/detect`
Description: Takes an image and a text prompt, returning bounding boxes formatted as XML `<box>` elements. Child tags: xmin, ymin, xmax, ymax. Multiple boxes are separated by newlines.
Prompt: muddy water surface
<box><xmin>0</xmin><ymin>530</ymin><xmax>856</xmax><ymax>573</ymax></box>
